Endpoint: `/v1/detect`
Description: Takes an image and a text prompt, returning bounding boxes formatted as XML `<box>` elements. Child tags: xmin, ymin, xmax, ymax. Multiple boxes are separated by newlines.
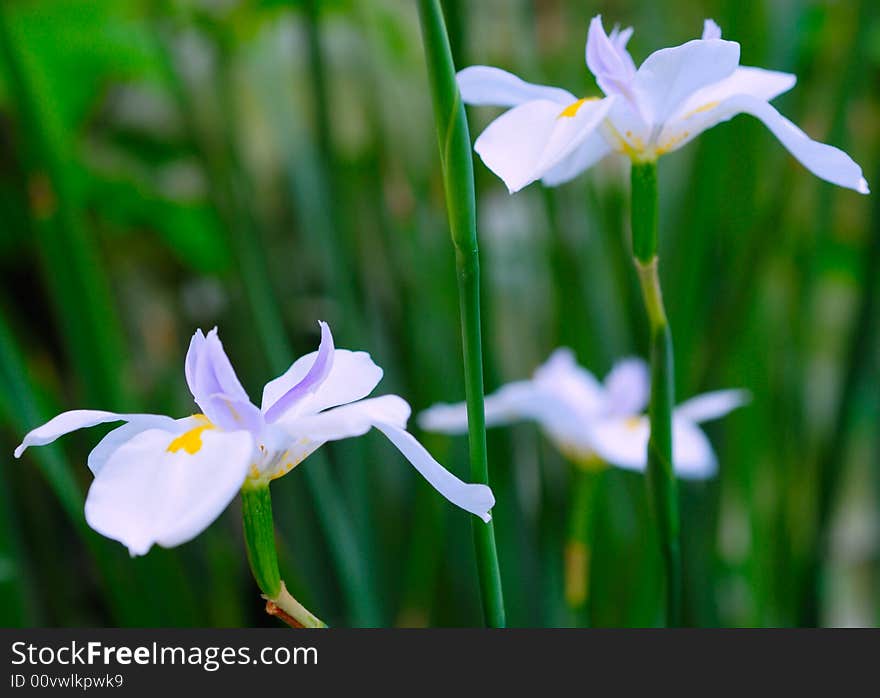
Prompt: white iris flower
<box><xmin>419</xmin><ymin>348</ymin><xmax>747</xmax><ymax>479</ymax></box>
<box><xmin>15</xmin><ymin>322</ymin><xmax>495</xmax><ymax>555</ymax></box>
<box><xmin>457</xmin><ymin>15</ymin><xmax>868</xmax><ymax>194</ymax></box>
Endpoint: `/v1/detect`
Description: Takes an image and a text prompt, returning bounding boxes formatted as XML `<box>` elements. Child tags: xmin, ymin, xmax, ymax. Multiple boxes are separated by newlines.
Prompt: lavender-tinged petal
<box><xmin>263</xmin><ymin>321</ymin><xmax>335</xmax><ymax>423</ymax></box>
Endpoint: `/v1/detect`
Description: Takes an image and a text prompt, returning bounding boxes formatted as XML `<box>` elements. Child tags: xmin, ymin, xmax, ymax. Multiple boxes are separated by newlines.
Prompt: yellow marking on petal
<box><xmin>167</xmin><ymin>415</ymin><xmax>215</xmax><ymax>455</ymax></box>
<box><xmin>558</xmin><ymin>96</ymin><xmax>599</xmax><ymax>118</ymax></box>
<box><xmin>655</xmin><ymin>130</ymin><xmax>690</xmax><ymax>156</ymax></box>
<box><xmin>681</xmin><ymin>100</ymin><xmax>720</xmax><ymax>121</ymax></box>
<box><xmin>558</xmin><ymin>445</ymin><xmax>608</xmax><ymax>472</ymax></box>
<box><xmin>603</xmin><ymin>120</ymin><xmax>645</xmax><ymax>160</ymax></box>
<box><xmin>624</xmin><ymin>416</ymin><xmax>642</xmax><ymax>431</ymax></box>
<box><xmin>269</xmin><ymin>449</ymin><xmax>311</xmax><ymax>481</ymax></box>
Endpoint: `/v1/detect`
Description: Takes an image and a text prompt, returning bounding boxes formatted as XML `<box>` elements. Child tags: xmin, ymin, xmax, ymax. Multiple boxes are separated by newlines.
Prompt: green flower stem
<box><xmin>416</xmin><ymin>0</ymin><xmax>505</xmax><ymax>628</ymax></box>
<box><xmin>240</xmin><ymin>482</ymin><xmax>326</xmax><ymax>628</ymax></box>
<box><xmin>150</xmin><ymin>18</ymin><xmax>381</xmax><ymax>625</ymax></box>
<box><xmin>630</xmin><ymin>161</ymin><xmax>682</xmax><ymax>627</ymax></box>
<box><xmin>564</xmin><ymin>466</ymin><xmax>603</xmax><ymax>624</ymax></box>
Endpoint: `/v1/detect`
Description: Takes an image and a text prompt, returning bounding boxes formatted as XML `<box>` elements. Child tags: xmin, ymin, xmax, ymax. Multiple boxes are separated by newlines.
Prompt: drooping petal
<box><xmin>274</xmin><ymin>394</ymin><xmax>494</xmax><ymax>520</ymax></box>
<box><xmin>374</xmin><ymin>421</ymin><xmax>495</xmax><ymax>522</ymax></box>
<box><xmin>87</xmin><ymin>415</ymin><xmax>189</xmax><ymax>475</ymax></box>
<box><xmin>701</xmin><ymin>19</ymin><xmax>722</xmax><ymax>40</ymax></box>
<box><xmin>664</xmin><ymin>93</ymin><xmax>869</xmax><ymax>192</ymax></box>
<box><xmin>602</xmin><ymin>358</ymin><xmax>649</xmax><ymax>416</ymax></box>
<box><xmin>541</xmin><ymin>131</ymin><xmax>613</xmax><ymax>186</ymax></box>
<box><xmin>474</xmin><ymin>97</ymin><xmax>613</xmax><ymax>193</ymax></box>
<box><xmin>588</xmin><ymin>415</ymin><xmax>717</xmax><ymax>479</ymax></box>
<box><xmin>14</xmin><ymin>410</ymin><xmax>173</xmax><ymax>459</ymax></box>
<box><xmin>457</xmin><ymin>66</ymin><xmax>575</xmax><ymax>107</ymax></box>
<box><xmin>418</xmin><ymin>380</ymin><xmax>539</xmax><ymax>433</ymax></box>
<box><xmin>262</xmin><ymin>321</ymin><xmax>335</xmax><ymax>423</ymax></box>
<box><xmin>84</xmin><ymin>426</ymin><xmax>253</xmax><ymax>556</ymax></box>
<box><xmin>261</xmin><ymin>348</ymin><xmax>384</xmax><ymax>418</ymax></box>
<box><xmin>675</xmin><ymin>389</ymin><xmax>749</xmax><ymax>423</ymax></box>
<box><xmin>187</xmin><ymin>328</ymin><xmax>262</xmax><ymax>432</ymax></box>
<box><xmin>631</xmin><ymin>37</ymin><xmax>740</xmax><ymax>128</ymax></box>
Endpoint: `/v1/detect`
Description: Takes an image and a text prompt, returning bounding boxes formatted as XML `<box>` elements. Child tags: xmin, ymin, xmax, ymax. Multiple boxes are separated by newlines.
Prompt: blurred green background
<box><xmin>0</xmin><ymin>0</ymin><xmax>877</xmax><ymax>627</ymax></box>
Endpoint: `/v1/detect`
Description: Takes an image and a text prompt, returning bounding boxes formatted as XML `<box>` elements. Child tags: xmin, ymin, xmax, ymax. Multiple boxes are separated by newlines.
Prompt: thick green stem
<box><xmin>240</xmin><ymin>483</ymin><xmax>326</xmax><ymax>628</ymax></box>
<box><xmin>417</xmin><ymin>0</ymin><xmax>505</xmax><ymax>627</ymax></box>
<box><xmin>631</xmin><ymin>161</ymin><xmax>682</xmax><ymax>627</ymax></box>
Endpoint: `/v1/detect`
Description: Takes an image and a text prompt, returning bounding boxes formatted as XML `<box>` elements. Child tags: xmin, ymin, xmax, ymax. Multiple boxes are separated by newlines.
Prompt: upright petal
<box><xmin>675</xmin><ymin>389</ymin><xmax>749</xmax><ymax>423</ymax></box>
<box><xmin>532</xmin><ymin>348</ymin><xmax>605</xmax><ymax>416</ymax></box>
<box><xmin>457</xmin><ymin>66</ymin><xmax>575</xmax><ymax>107</ymax></box>
<box><xmin>84</xmin><ymin>426</ymin><xmax>253</xmax><ymax>556</ymax></box>
<box><xmin>474</xmin><ymin>97</ymin><xmax>613</xmax><ymax>193</ymax></box>
<box><xmin>262</xmin><ymin>321</ymin><xmax>335</xmax><ymax>422</ymax></box>
<box><xmin>701</xmin><ymin>19</ymin><xmax>722</xmax><ymax>40</ymax></box>
<box><xmin>186</xmin><ymin>328</ymin><xmax>262</xmax><ymax>431</ymax></box>
<box><xmin>602</xmin><ymin>358</ymin><xmax>650</xmax><ymax>416</ymax></box>
<box><xmin>632</xmin><ymin>37</ymin><xmax>740</xmax><ymax>128</ymax></box>
<box><xmin>15</xmin><ymin>410</ymin><xmax>173</xmax><ymax>458</ymax></box>
<box><xmin>261</xmin><ymin>348</ymin><xmax>384</xmax><ymax>418</ymax></box>
<box><xmin>586</xmin><ymin>16</ymin><xmax>637</xmax><ymax>98</ymax></box>
<box><xmin>665</xmin><ymin>93</ymin><xmax>869</xmax><ymax>192</ymax></box>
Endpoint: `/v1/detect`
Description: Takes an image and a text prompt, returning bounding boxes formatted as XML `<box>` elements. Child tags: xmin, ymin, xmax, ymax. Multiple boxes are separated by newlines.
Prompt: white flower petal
<box><xmin>586</xmin><ymin>16</ymin><xmax>637</xmax><ymax>98</ymax></box>
<box><xmin>280</xmin><ymin>394</ymin><xmax>410</xmax><ymax>442</ymax></box>
<box><xmin>533</xmin><ymin>348</ymin><xmax>604</xmax><ymax>415</ymax></box>
<box><xmin>15</xmin><ymin>410</ymin><xmax>171</xmax><ymax>459</ymax></box>
<box><xmin>474</xmin><ymin>97</ymin><xmax>613</xmax><ymax>193</ymax></box>
<box><xmin>675</xmin><ymin>389</ymin><xmax>749</xmax><ymax>423</ymax></box>
<box><xmin>87</xmin><ymin>415</ymin><xmax>187</xmax><ymax>475</ymax></box>
<box><xmin>664</xmin><ymin>93</ymin><xmax>869</xmax><ymax>192</ymax></box>
<box><xmin>670</xmin><ymin>418</ymin><xmax>718</xmax><ymax>479</ymax></box>
<box><xmin>84</xmin><ymin>427</ymin><xmax>252</xmax><ymax>556</ymax></box>
<box><xmin>701</xmin><ymin>19</ymin><xmax>722</xmax><ymax>40</ymax></box>
<box><xmin>457</xmin><ymin>66</ymin><xmax>575</xmax><ymax>107</ymax></box>
<box><xmin>589</xmin><ymin>416</ymin><xmax>717</xmax><ymax>479</ymax></box>
<box><xmin>541</xmin><ymin>131</ymin><xmax>612</xmax><ymax>186</ymax></box>
<box><xmin>418</xmin><ymin>380</ymin><xmax>539</xmax><ymax>434</ymax></box>
<box><xmin>632</xmin><ymin>37</ymin><xmax>740</xmax><ymax>128</ymax></box>
<box><xmin>602</xmin><ymin>358</ymin><xmax>649</xmax><ymax>416</ymax></box>
<box><xmin>278</xmin><ymin>394</ymin><xmax>494</xmax><ymax>521</ymax></box>
<box><xmin>262</xmin><ymin>321</ymin><xmax>335</xmax><ymax>422</ymax></box>
<box><xmin>186</xmin><ymin>328</ymin><xmax>262</xmax><ymax>432</ymax></box>
<box><xmin>261</xmin><ymin>349</ymin><xmax>384</xmax><ymax>417</ymax></box>
<box><xmin>670</xmin><ymin>66</ymin><xmax>796</xmax><ymax>125</ymax></box>
<box><xmin>374</xmin><ymin>421</ymin><xmax>495</xmax><ymax>522</ymax></box>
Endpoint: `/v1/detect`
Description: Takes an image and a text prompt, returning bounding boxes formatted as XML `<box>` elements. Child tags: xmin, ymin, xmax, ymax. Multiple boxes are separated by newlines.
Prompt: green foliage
<box><xmin>0</xmin><ymin>0</ymin><xmax>877</xmax><ymax>627</ymax></box>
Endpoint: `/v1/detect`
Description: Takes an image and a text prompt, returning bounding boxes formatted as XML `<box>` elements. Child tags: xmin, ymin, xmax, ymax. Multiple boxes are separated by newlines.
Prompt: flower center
<box><xmin>167</xmin><ymin>414</ymin><xmax>215</xmax><ymax>455</ymax></box>
<box><xmin>558</xmin><ymin>96</ymin><xmax>599</xmax><ymax>118</ymax></box>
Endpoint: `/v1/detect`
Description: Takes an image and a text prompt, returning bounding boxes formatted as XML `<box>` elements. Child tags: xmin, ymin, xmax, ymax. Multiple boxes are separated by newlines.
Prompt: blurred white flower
<box><xmin>457</xmin><ymin>15</ymin><xmax>868</xmax><ymax>194</ymax></box>
<box><xmin>15</xmin><ymin>323</ymin><xmax>494</xmax><ymax>555</ymax></box>
<box><xmin>419</xmin><ymin>348</ymin><xmax>747</xmax><ymax>479</ymax></box>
